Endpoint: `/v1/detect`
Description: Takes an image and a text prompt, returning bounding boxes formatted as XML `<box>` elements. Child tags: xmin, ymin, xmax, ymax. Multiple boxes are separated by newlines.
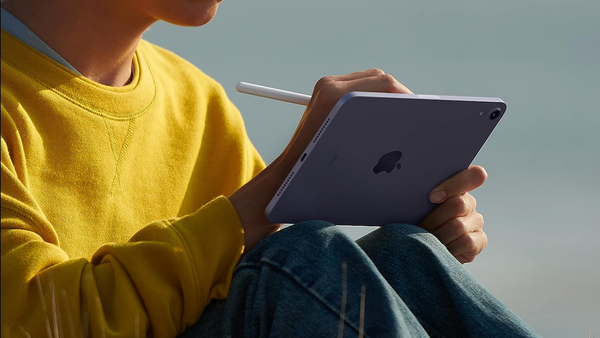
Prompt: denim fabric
<box><xmin>180</xmin><ymin>221</ymin><xmax>540</xmax><ymax>338</ymax></box>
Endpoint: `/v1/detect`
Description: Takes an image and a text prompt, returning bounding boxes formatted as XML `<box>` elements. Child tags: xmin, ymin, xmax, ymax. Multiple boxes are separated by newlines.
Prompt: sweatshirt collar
<box><xmin>1</xmin><ymin>29</ymin><xmax>156</xmax><ymax>119</ymax></box>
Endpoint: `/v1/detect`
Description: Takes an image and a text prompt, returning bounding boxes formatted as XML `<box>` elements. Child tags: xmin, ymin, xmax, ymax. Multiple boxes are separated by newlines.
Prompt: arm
<box><xmin>1</xmin><ymin>165</ymin><xmax>243</xmax><ymax>337</ymax></box>
<box><xmin>0</xmin><ymin>100</ymin><xmax>253</xmax><ymax>336</ymax></box>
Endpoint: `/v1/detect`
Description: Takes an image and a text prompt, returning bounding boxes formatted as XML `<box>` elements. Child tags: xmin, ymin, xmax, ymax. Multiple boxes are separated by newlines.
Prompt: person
<box><xmin>0</xmin><ymin>0</ymin><xmax>540</xmax><ymax>337</ymax></box>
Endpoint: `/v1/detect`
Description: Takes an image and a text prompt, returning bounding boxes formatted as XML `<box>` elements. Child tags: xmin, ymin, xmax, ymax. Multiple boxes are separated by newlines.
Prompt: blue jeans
<box><xmin>180</xmin><ymin>221</ymin><xmax>540</xmax><ymax>337</ymax></box>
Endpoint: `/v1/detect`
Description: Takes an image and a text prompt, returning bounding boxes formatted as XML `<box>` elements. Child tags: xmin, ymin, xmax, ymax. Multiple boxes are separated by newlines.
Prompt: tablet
<box><xmin>265</xmin><ymin>92</ymin><xmax>506</xmax><ymax>226</ymax></box>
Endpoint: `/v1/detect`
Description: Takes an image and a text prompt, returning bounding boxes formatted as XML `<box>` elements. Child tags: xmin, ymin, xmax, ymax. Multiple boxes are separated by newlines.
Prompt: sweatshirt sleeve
<box><xmin>1</xmin><ymin>108</ymin><xmax>248</xmax><ymax>337</ymax></box>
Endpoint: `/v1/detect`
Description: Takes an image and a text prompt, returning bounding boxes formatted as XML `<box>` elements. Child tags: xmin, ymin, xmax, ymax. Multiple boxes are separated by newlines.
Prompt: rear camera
<box><xmin>489</xmin><ymin>108</ymin><xmax>501</xmax><ymax>120</ymax></box>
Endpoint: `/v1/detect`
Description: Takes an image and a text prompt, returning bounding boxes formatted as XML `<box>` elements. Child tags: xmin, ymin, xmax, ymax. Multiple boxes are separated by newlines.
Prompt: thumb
<box><xmin>429</xmin><ymin>166</ymin><xmax>488</xmax><ymax>204</ymax></box>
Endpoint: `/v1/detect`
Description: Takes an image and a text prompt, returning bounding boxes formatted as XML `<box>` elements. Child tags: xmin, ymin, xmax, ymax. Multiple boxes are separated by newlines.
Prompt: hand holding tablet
<box><xmin>236</xmin><ymin>79</ymin><xmax>505</xmax><ymax>226</ymax></box>
<box><xmin>231</xmin><ymin>70</ymin><xmax>493</xmax><ymax>260</ymax></box>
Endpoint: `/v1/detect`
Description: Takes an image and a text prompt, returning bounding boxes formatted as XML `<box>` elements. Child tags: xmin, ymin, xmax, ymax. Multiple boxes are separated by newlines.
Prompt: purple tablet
<box><xmin>266</xmin><ymin>92</ymin><xmax>506</xmax><ymax>226</ymax></box>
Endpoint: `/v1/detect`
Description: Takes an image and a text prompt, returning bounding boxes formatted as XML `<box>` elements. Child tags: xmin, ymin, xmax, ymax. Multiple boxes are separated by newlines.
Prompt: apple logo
<box><xmin>373</xmin><ymin>151</ymin><xmax>403</xmax><ymax>174</ymax></box>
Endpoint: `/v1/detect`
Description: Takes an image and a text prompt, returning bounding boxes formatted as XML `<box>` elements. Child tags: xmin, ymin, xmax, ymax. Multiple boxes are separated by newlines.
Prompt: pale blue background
<box><xmin>144</xmin><ymin>1</ymin><xmax>600</xmax><ymax>336</ymax></box>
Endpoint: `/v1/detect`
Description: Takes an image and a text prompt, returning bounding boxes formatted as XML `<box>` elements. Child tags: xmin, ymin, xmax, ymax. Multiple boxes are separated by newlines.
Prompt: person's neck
<box><xmin>1</xmin><ymin>0</ymin><xmax>156</xmax><ymax>87</ymax></box>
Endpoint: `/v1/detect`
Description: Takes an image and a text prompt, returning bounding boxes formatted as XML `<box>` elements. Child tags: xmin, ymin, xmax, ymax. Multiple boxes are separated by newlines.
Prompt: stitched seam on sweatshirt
<box><xmin>109</xmin><ymin>118</ymin><xmax>136</xmax><ymax>196</ymax></box>
<box><xmin>168</xmin><ymin>219</ymin><xmax>205</xmax><ymax>317</ymax></box>
<box><xmin>1</xmin><ymin>49</ymin><xmax>157</xmax><ymax>121</ymax></box>
<box><xmin>103</xmin><ymin>118</ymin><xmax>119</xmax><ymax>163</ymax></box>
<box><xmin>1</xmin><ymin>204</ymin><xmax>57</xmax><ymax>245</ymax></box>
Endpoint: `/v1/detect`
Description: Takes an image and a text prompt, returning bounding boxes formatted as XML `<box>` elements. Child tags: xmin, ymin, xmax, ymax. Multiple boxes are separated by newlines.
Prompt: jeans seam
<box><xmin>240</xmin><ymin>257</ymin><xmax>371</xmax><ymax>338</ymax></box>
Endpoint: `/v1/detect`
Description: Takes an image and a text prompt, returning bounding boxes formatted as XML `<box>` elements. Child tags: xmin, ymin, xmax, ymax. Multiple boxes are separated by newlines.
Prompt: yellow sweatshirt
<box><xmin>1</xmin><ymin>29</ymin><xmax>265</xmax><ymax>337</ymax></box>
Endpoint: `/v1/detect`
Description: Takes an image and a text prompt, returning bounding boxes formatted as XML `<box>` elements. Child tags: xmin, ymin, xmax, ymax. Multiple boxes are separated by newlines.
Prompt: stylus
<box><xmin>236</xmin><ymin>82</ymin><xmax>311</xmax><ymax>106</ymax></box>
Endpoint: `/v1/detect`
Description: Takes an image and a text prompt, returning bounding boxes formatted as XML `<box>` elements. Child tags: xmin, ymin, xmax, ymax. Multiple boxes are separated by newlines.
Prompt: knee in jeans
<box><xmin>387</xmin><ymin>223</ymin><xmax>443</xmax><ymax>248</ymax></box>
<box><xmin>358</xmin><ymin>223</ymin><xmax>444</xmax><ymax>256</ymax></box>
<box><xmin>244</xmin><ymin>220</ymin><xmax>348</xmax><ymax>262</ymax></box>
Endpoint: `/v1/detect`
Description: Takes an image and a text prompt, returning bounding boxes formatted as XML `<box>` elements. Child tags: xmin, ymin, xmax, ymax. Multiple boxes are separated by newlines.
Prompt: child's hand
<box><xmin>419</xmin><ymin>165</ymin><xmax>488</xmax><ymax>263</ymax></box>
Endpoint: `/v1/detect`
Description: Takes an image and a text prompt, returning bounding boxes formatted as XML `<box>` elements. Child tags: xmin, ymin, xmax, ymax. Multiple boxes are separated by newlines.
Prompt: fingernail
<box><xmin>429</xmin><ymin>190</ymin><xmax>446</xmax><ymax>203</ymax></box>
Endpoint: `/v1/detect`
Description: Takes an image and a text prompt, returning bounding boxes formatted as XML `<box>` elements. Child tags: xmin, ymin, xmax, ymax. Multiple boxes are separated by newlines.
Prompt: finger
<box><xmin>308</xmin><ymin>71</ymin><xmax>413</xmax><ymax>116</ymax></box>
<box><xmin>314</xmin><ymin>73</ymin><xmax>413</xmax><ymax>107</ymax></box>
<box><xmin>455</xmin><ymin>254</ymin><xmax>475</xmax><ymax>264</ymax></box>
<box><xmin>306</xmin><ymin>69</ymin><xmax>397</xmax><ymax>124</ymax></box>
<box><xmin>432</xmin><ymin>212</ymin><xmax>484</xmax><ymax>245</ymax></box>
<box><xmin>311</xmin><ymin>68</ymin><xmax>387</xmax><ymax>97</ymax></box>
<box><xmin>428</xmin><ymin>165</ymin><xmax>487</xmax><ymax>204</ymax></box>
<box><xmin>419</xmin><ymin>193</ymin><xmax>477</xmax><ymax>232</ymax></box>
<box><xmin>336</xmin><ymin>73</ymin><xmax>412</xmax><ymax>94</ymax></box>
<box><xmin>446</xmin><ymin>230</ymin><xmax>488</xmax><ymax>259</ymax></box>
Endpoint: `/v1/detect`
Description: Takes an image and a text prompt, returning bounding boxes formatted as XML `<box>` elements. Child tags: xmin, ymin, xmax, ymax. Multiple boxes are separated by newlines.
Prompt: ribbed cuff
<box><xmin>171</xmin><ymin>196</ymin><xmax>245</xmax><ymax>314</ymax></box>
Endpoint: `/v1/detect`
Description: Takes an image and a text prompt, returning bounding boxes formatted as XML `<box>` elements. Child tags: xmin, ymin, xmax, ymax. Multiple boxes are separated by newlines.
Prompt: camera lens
<box><xmin>489</xmin><ymin>109</ymin><xmax>501</xmax><ymax>120</ymax></box>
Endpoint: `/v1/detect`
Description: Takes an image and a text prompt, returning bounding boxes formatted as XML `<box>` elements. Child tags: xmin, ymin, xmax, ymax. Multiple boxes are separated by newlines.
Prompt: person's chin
<box><xmin>165</xmin><ymin>3</ymin><xmax>220</xmax><ymax>27</ymax></box>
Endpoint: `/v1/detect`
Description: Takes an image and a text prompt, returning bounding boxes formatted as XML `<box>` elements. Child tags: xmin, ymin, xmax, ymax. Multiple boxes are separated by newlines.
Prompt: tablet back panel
<box><xmin>266</xmin><ymin>92</ymin><xmax>506</xmax><ymax>226</ymax></box>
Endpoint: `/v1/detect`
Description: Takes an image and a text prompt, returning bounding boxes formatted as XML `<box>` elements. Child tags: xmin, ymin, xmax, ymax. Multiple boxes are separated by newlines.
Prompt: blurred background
<box><xmin>144</xmin><ymin>1</ymin><xmax>599</xmax><ymax>336</ymax></box>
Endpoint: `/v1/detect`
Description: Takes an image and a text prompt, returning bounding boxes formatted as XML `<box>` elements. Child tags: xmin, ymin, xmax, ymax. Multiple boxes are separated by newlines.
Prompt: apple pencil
<box><xmin>236</xmin><ymin>82</ymin><xmax>311</xmax><ymax>106</ymax></box>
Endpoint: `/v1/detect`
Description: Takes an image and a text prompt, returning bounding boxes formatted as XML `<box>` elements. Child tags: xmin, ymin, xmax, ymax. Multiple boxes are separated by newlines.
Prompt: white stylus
<box><xmin>236</xmin><ymin>82</ymin><xmax>311</xmax><ymax>106</ymax></box>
